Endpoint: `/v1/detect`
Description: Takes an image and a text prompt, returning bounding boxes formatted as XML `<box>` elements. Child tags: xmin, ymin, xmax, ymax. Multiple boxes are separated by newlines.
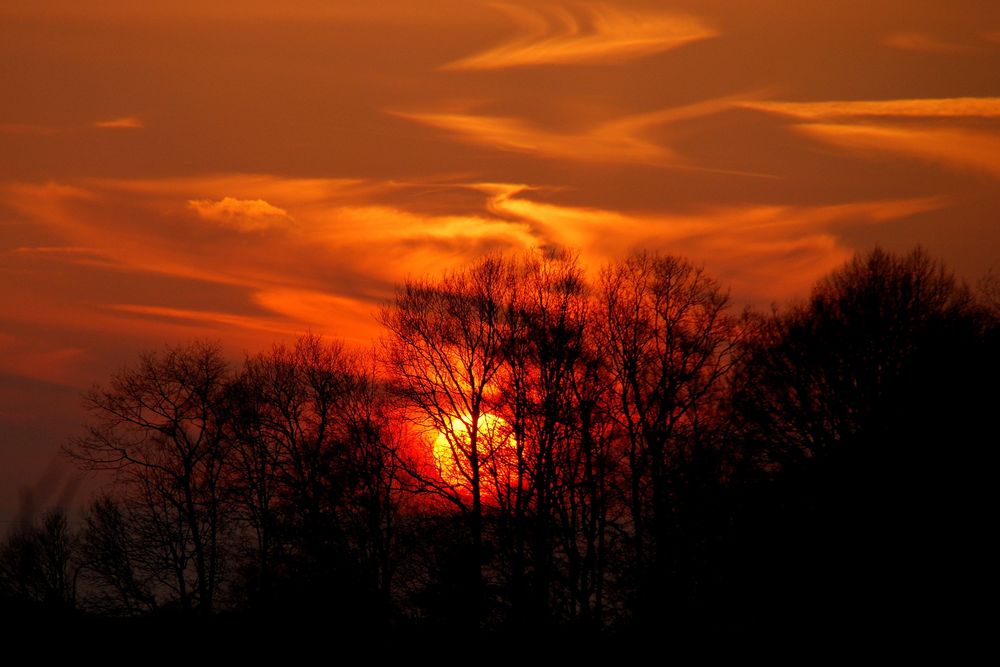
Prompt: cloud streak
<box><xmin>739</xmin><ymin>97</ymin><xmax>1000</xmax><ymax>120</ymax></box>
<box><xmin>2</xmin><ymin>173</ymin><xmax>941</xmax><ymax>357</ymax></box>
<box><xmin>486</xmin><ymin>184</ymin><xmax>946</xmax><ymax>301</ymax></box>
<box><xmin>444</xmin><ymin>2</ymin><xmax>715</xmax><ymax>69</ymax></box>
<box><xmin>92</xmin><ymin>116</ymin><xmax>144</xmax><ymax>129</ymax></box>
<box><xmin>741</xmin><ymin>97</ymin><xmax>1000</xmax><ymax>180</ymax></box>
<box><xmin>796</xmin><ymin>123</ymin><xmax>1000</xmax><ymax>180</ymax></box>
<box><xmin>110</xmin><ymin>303</ymin><xmax>302</xmax><ymax>336</ymax></box>
<box><xmin>0</xmin><ymin>177</ymin><xmax>539</xmax><ymax>349</ymax></box>
<box><xmin>396</xmin><ymin>96</ymin><xmax>747</xmax><ymax>167</ymax></box>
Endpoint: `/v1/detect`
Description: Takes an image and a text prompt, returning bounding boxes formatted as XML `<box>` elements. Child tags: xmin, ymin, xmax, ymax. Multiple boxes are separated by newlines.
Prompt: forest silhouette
<box><xmin>1</xmin><ymin>246</ymin><xmax>996</xmax><ymax>644</ymax></box>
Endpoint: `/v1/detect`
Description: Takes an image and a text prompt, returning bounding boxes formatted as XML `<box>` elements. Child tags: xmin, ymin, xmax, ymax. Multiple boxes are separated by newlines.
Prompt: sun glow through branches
<box><xmin>432</xmin><ymin>412</ymin><xmax>518</xmax><ymax>491</ymax></box>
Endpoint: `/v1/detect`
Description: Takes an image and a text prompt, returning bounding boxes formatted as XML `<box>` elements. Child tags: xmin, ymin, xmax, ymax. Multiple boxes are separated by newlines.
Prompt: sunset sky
<box><xmin>2</xmin><ymin>0</ymin><xmax>1000</xmax><ymax>519</ymax></box>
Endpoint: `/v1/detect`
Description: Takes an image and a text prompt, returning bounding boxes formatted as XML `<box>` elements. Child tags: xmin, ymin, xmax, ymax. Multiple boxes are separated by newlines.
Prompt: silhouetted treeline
<box><xmin>2</xmin><ymin>246</ymin><xmax>996</xmax><ymax>642</ymax></box>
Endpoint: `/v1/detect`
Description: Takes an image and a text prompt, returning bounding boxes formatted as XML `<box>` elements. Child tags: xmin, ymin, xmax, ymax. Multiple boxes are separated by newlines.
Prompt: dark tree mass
<box><xmin>1</xmin><ymin>246</ymin><xmax>996</xmax><ymax>644</ymax></box>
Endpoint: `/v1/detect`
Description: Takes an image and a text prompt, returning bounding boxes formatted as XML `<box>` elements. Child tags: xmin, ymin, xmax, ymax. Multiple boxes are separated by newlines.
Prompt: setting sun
<box><xmin>433</xmin><ymin>412</ymin><xmax>517</xmax><ymax>490</ymax></box>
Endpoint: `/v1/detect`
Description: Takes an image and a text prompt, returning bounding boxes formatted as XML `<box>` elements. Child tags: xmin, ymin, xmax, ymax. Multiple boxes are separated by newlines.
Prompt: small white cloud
<box><xmin>188</xmin><ymin>197</ymin><xmax>293</xmax><ymax>232</ymax></box>
<box><xmin>92</xmin><ymin>116</ymin><xmax>144</xmax><ymax>129</ymax></box>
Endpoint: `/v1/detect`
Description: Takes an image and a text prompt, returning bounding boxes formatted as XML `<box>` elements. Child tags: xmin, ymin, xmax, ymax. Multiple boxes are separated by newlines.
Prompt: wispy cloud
<box><xmin>0</xmin><ymin>170</ymin><xmax>954</xmax><ymax>361</ymax></box>
<box><xmin>741</xmin><ymin>97</ymin><xmax>1000</xmax><ymax>180</ymax></box>
<box><xmin>485</xmin><ymin>184</ymin><xmax>946</xmax><ymax>301</ymax></box>
<box><xmin>110</xmin><ymin>303</ymin><xmax>301</xmax><ymax>336</ymax></box>
<box><xmin>738</xmin><ymin>97</ymin><xmax>1000</xmax><ymax>120</ymax></box>
<box><xmin>796</xmin><ymin>123</ymin><xmax>1000</xmax><ymax>180</ymax></box>
<box><xmin>397</xmin><ymin>110</ymin><xmax>670</xmax><ymax>163</ymax></box>
<box><xmin>10</xmin><ymin>245</ymin><xmax>118</xmax><ymax>269</ymax></box>
<box><xmin>253</xmin><ymin>288</ymin><xmax>385</xmax><ymax>334</ymax></box>
<box><xmin>0</xmin><ymin>177</ymin><xmax>536</xmax><ymax>347</ymax></box>
<box><xmin>92</xmin><ymin>116</ymin><xmax>144</xmax><ymax>129</ymax></box>
<box><xmin>396</xmin><ymin>96</ymin><xmax>744</xmax><ymax>167</ymax></box>
<box><xmin>444</xmin><ymin>2</ymin><xmax>716</xmax><ymax>70</ymax></box>
<box><xmin>1</xmin><ymin>117</ymin><xmax>145</xmax><ymax>135</ymax></box>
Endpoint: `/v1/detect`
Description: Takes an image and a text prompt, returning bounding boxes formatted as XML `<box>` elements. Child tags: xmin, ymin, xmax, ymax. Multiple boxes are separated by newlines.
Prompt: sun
<box><xmin>433</xmin><ymin>412</ymin><xmax>518</xmax><ymax>490</ymax></box>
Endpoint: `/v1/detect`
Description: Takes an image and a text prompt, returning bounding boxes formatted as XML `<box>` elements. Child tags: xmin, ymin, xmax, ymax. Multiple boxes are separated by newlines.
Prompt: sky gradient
<box><xmin>2</xmin><ymin>0</ymin><xmax>1000</xmax><ymax>519</ymax></box>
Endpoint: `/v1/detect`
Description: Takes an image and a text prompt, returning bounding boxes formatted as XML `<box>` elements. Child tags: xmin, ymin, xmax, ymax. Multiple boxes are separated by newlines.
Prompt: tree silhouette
<box><xmin>327</xmin><ymin>350</ymin><xmax>403</xmax><ymax>618</ymax></box>
<box><xmin>598</xmin><ymin>252</ymin><xmax>749</xmax><ymax>622</ymax></box>
<box><xmin>68</xmin><ymin>341</ymin><xmax>232</xmax><ymax>611</ymax></box>
<box><xmin>378</xmin><ymin>254</ymin><xmax>518</xmax><ymax>624</ymax></box>
<box><xmin>78</xmin><ymin>495</ymin><xmax>156</xmax><ymax>615</ymax></box>
<box><xmin>979</xmin><ymin>266</ymin><xmax>1000</xmax><ymax>317</ymax></box>
<box><xmin>225</xmin><ymin>335</ymin><xmax>401</xmax><ymax>619</ymax></box>
<box><xmin>46</xmin><ymin>245</ymin><xmax>994</xmax><ymax>642</ymax></box>
<box><xmin>0</xmin><ymin>508</ymin><xmax>79</xmax><ymax>613</ymax></box>
<box><xmin>493</xmin><ymin>250</ymin><xmax>595</xmax><ymax>625</ymax></box>
<box><xmin>739</xmin><ymin>247</ymin><xmax>985</xmax><ymax>465</ymax></box>
<box><xmin>732</xmin><ymin>246</ymin><xmax>996</xmax><ymax>636</ymax></box>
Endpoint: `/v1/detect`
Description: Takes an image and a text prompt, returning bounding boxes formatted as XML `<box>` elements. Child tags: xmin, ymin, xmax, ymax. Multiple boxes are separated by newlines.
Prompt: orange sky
<box><xmin>2</xmin><ymin>0</ymin><xmax>1000</xmax><ymax>519</ymax></box>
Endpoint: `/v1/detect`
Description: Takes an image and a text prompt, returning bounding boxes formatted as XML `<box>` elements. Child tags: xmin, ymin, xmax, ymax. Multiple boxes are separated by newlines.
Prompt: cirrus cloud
<box><xmin>444</xmin><ymin>2</ymin><xmax>716</xmax><ymax>70</ymax></box>
<box><xmin>738</xmin><ymin>97</ymin><xmax>1000</xmax><ymax>120</ymax></box>
<box><xmin>395</xmin><ymin>95</ymin><xmax>757</xmax><ymax>171</ymax></box>
<box><xmin>796</xmin><ymin>123</ymin><xmax>1000</xmax><ymax>180</ymax></box>
<box><xmin>740</xmin><ymin>96</ymin><xmax>1000</xmax><ymax>180</ymax></box>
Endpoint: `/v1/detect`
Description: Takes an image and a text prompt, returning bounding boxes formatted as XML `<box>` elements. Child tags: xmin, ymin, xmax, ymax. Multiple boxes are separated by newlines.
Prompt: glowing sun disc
<box><xmin>433</xmin><ymin>412</ymin><xmax>517</xmax><ymax>489</ymax></box>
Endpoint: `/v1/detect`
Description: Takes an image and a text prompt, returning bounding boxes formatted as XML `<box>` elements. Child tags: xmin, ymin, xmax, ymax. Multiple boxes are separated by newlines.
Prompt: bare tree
<box><xmin>728</xmin><ymin>247</ymin><xmax>994</xmax><ymax>636</ymax></box>
<box><xmin>378</xmin><ymin>254</ymin><xmax>518</xmax><ymax>622</ymax></box>
<box><xmin>227</xmin><ymin>334</ymin><xmax>402</xmax><ymax>614</ymax></box>
<box><xmin>338</xmin><ymin>352</ymin><xmax>404</xmax><ymax>612</ymax></box>
<box><xmin>67</xmin><ymin>341</ymin><xmax>231</xmax><ymax>611</ymax></box>
<box><xmin>978</xmin><ymin>266</ymin><xmax>1000</xmax><ymax>319</ymax></box>
<box><xmin>740</xmin><ymin>246</ymin><xmax>980</xmax><ymax>465</ymax></box>
<box><xmin>0</xmin><ymin>508</ymin><xmax>79</xmax><ymax>610</ymax></box>
<box><xmin>78</xmin><ymin>495</ymin><xmax>156</xmax><ymax>615</ymax></box>
<box><xmin>48</xmin><ymin>245</ymin><xmax>994</xmax><ymax>633</ymax></box>
<box><xmin>599</xmin><ymin>253</ymin><xmax>748</xmax><ymax>618</ymax></box>
<box><xmin>224</xmin><ymin>362</ymin><xmax>280</xmax><ymax>603</ymax></box>
<box><xmin>550</xmin><ymin>328</ymin><xmax>619</xmax><ymax>628</ymax></box>
<box><xmin>231</xmin><ymin>335</ymin><xmax>355</xmax><ymax>597</ymax></box>
<box><xmin>492</xmin><ymin>250</ymin><xmax>592</xmax><ymax>623</ymax></box>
